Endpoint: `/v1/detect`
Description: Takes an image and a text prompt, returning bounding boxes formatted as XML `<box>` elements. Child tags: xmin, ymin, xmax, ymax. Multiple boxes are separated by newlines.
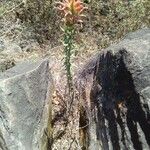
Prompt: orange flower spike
<box><xmin>57</xmin><ymin>0</ymin><xmax>86</xmax><ymax>14</ymax></box>
<box><xmin>56</xmin><ymin>0</ymin><xmax>87</xmax><ymax>25</ymax></box>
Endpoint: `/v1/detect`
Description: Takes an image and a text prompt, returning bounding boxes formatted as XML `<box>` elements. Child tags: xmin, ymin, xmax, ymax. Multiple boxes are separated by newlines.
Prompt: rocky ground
<box><xmin>0</xmin><ymin>0</ymin><xmax>150</xmax><ymax>149</ymax></box>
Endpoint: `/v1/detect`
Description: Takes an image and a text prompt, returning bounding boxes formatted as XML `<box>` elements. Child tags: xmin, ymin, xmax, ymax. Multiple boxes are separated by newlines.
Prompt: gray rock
<box><xmin>78</xmin><ymin>29</ymin><xmax>150</xmax><ymax>150</ymax></box>
<box><xmin>0</xmin><ymin>59</ymin><xmax>53</xmax><ymax>150</ymax></box>
<box><xmin>2</xmin><ymin>43</ymin><xmax>22</xmax><ymax>54</ymax></box>
<box><xmin>0</xmin><ymin>39</ymin><xmax>22</xmax><ymax>54</ymax></box>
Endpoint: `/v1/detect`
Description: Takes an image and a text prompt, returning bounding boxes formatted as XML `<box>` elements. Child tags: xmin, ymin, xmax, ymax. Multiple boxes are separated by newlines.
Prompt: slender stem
<box><xmin>63</xmin><ymin>25</ymin><xmax>75</xmax><ymax>94</ymax></box>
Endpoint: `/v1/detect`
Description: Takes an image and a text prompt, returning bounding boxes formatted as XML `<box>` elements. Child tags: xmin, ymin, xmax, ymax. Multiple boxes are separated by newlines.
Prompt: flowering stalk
<box><xmin>56</xmin><ymin>0</ymin><xmax>87</xmax><ymax>94</ymax></box>
<box><xmin>53</xmin><ymin>0</ymin><xmax>87</xmax><ymax>144</ymax></box>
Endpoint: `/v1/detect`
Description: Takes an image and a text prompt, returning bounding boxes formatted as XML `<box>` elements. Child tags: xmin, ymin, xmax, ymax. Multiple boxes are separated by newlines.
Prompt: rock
<box><xmin>0</xmin><ymin>39</ymin><xmax>22</xmax><ymax>54</ymax></box>
<box><xmin>78</xmin><ymin>29</ymin><xmax>150</xmax><ymax>150</ymax></box>
<box><xmin>3</xmin><ymin>43</ymin><xmax>22</xmax><ymax>54</ymax></box>
<box><xmin>0</xmin><ymin>59</ymin><xmax>53</xmax><ymax>150</ymax></box>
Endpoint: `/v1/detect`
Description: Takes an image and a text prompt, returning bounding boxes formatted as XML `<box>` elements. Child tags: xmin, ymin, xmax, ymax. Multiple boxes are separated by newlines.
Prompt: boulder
<box><xmin>78</xmin><ymin>29</ymin><xmax>150</xmax><ymax>150</ymax></box>
<box><xmin>0</xmin><ymin>59</ymin><xmax>53</xmax><ymax>150</ymax></box>
<box><xmin>0</xmin><ymin>38</ymin><xmax>22</xmax><ymax>54</ymax></box>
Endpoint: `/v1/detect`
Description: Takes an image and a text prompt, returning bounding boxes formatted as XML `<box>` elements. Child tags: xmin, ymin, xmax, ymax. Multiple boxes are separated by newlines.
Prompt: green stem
<box><xmin>63</xmin><ymin>25</ymin><xmax>75</xmax><ymax>94</ymax></box>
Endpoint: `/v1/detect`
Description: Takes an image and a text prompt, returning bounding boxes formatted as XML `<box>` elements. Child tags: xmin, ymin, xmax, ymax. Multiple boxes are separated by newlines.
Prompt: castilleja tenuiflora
<box><xmin>55</xmin><ymin>0</ymin><xmax>87</xmax><ymax>93</ymax></box>
<box><xmin>56</xmin><ymin>0</ymin><xmax>87</xmax><ymax>26</ymax></box>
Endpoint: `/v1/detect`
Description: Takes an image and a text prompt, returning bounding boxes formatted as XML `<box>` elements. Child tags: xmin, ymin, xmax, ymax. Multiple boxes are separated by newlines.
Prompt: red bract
<box><xmin>56</xmin><ymin>0</ymin><xmax>87</xmax><ymax>25</ymax></box>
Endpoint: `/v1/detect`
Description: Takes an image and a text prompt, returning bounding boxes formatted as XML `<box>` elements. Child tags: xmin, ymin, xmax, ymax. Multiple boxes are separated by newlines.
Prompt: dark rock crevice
<box><xmin>0</xmin><ymin>130</ymin><xmax>8</xmax><ymax>150</ymax></box>
<box><xmin>79</xmin><ymin>87</ymin><xmax>90</xmax><ymax>150</ymax></box>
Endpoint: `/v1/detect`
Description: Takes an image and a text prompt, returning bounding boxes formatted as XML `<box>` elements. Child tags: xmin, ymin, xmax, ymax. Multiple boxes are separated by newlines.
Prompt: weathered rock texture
<box><xmin>78</xmin><ymin>29</ymin><xmax>150</xmax><ymax>150</ymax></box>
<box><xmin>0</xmin><ymin>59</ymin><xmax>53</xmax><ymax>150</ymax></box>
